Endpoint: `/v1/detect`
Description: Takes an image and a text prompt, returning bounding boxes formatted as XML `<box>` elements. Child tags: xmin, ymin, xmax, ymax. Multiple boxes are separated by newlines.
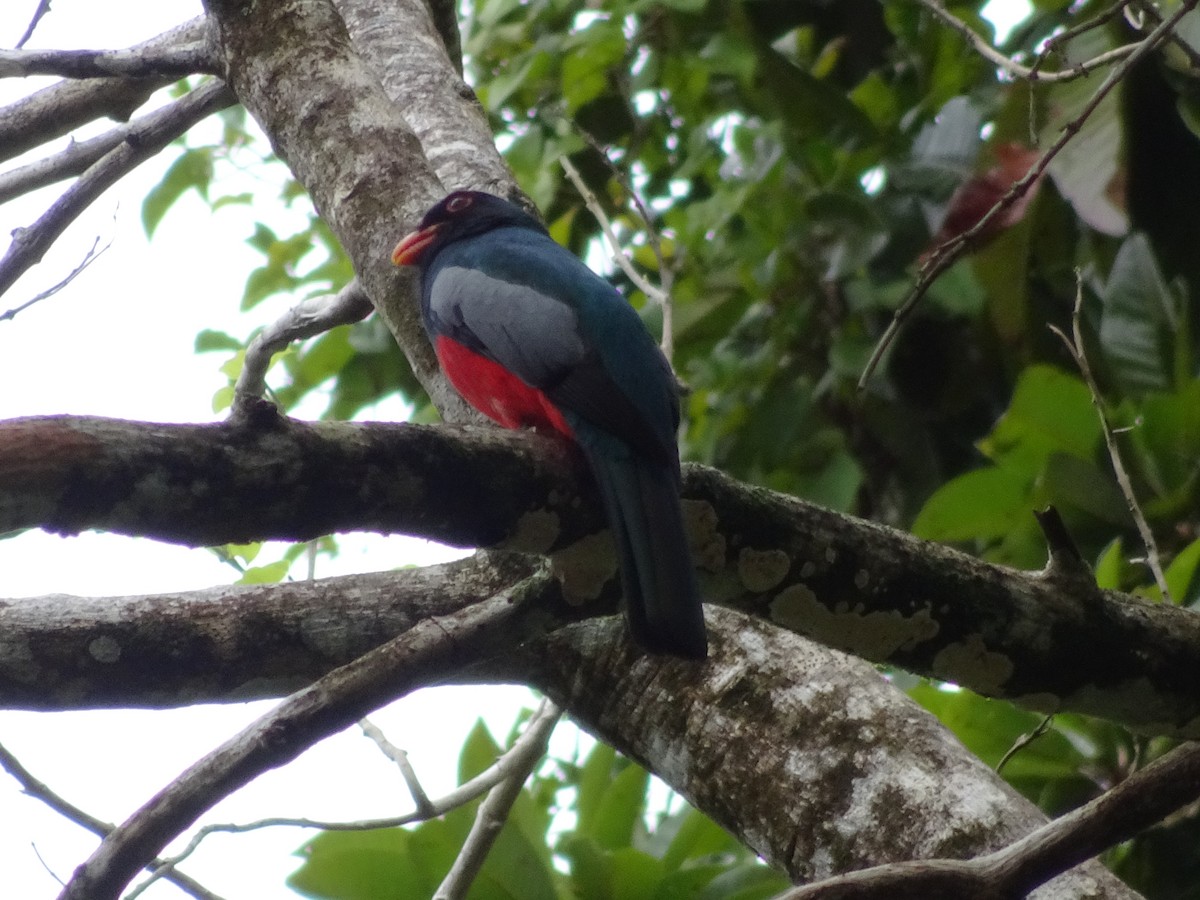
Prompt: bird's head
<box><xmin>392</xmin><ymin>191</ymin><xmax>544</xmax><ymax>268</ymax></box>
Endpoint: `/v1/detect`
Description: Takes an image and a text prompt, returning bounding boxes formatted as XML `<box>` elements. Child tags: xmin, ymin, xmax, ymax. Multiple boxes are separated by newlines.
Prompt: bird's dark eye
<box><xmin>446</xmin><ymin>195</ymin><xmax>473</xmax><ymax>213</ymax></box>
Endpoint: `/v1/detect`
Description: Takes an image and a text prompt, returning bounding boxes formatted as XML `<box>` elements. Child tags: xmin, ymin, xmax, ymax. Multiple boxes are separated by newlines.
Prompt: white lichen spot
<box><xmin>682</xmin><ymin>499</ymin><xmax>726</xmax><ymax>572</ymax></box>
<box><xmin>800</xmin><ymin>561</ymin><xmax>817</xmax><ymax>578</ymax></box>
<box><xmin>769</xmin><ymin>585</ymin><xmax>939</xmax><ymax>660</ymax></box>
<box><xmin>854</xmin><ymin>570</ymin><xmax>869</xmax><ymax>591</ymax></box>
<box><xmin>550</xmin><ymin>532</ymin><xmax>619</xmax><ymax>604</ymax></box>
<box><xmin>88</xmin><ymin>635</ymin><xmax>121</xmax><ymax>664</ymax></box>
<box><xmin>502</xmin><ymin>508</ymin><xmax>561</xmax><ymax>554</ymax></box>
<box><xmin>737</xmin><ymin>547</ymin><xmax>791</xmax><ymax>593</ymax></box>
<box><xmin>932</xmin><ymin>636</ymin><xmax>1014</xmax><ymax>694</ymax></box>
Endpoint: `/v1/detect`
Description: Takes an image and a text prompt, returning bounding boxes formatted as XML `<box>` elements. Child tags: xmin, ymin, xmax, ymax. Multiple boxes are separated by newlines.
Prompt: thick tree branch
<box><xmin>493</xmin><ymin>609</ymin><xmax>1137</xmax><ymax>897</ymax></box>
<box><xmin>10</xmin><ymin>575</ymin><xmax>1134</xmax><ymax>899</ymax></box>
<box><xmin>0</xmin><ymin>43</ymin><xmax>217</xmax><ymax>79</ymax></box>
<box><xmin>778</xmin><ymin>741</ymin><xmax>1200</xmax><ymax>899</ymax></box>
<box><xmin>3</xmin><ymin>414</ymin><xmax>1200</xmax><ymax>737</ymax></box>
<box><xmin>335</xmin><ymin>0</ymin><xmax>512</xmax><ymax>197</ymax></box>
<box><xmin>0</xmin><ymin>18</ymin><xmax>208</xmax><ymax>164</ymax></box>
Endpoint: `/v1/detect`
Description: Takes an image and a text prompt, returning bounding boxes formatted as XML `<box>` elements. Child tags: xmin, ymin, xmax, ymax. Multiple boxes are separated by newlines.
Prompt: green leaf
<box><xmin>1101</xmin><ymin>234</ymin><xmax>1176</xmax><ymax>396</ymax></box>
<box><xmin>661</xmin><ymin>810</ymin><xmax>740</xmax><ymax>871</ymax></box>
<box><xmin>591</xmin><ymin>763</ymin><xmax>649</xmax><ymax>851</ymax></box>
<box><xmin>909</xmin><ymin>684</ymin><xmax>1091</xmax><ymax>806</ymax></box>
<box><xmin>912</xmin><ymin>464</ymin><xmax>1031</xmax><ymax>542</ymax></box>
<box><xmin>142</xmin><ymin>148</ymin><xmax>213</xmax><ymax>237</ymax></box>
<box><xmin>1164</xmin><ymin>537</ymin><xmax>1200</xmax><ymax>606</ymax></box>
<box><xmin>288</xmin><ymin>829</ymin><xmax>417</xmax><ymax>900</ymax></box>
<box><xmin>576</xmin><ymin>741</ymin><xmax>618</xmax><ymax>838</ymax></box>
<box><xmin>237</xmin><ymin>559</ymin><xmax>291</xmax><ymax>584</ymax></box>
<box><xmin>981</xmin><ymin>365</ymin><xmax>1100</xmax><ymax>466</ymax></box>
<box><xmin>1093</xmin><ymin>538</ymin><xmax>1125</xmax><ymax>591</ymax></box>
<box><xmin>194</xmin><ymin>329</ymin><xmax>243</xmax><ymax>353</ymax></box>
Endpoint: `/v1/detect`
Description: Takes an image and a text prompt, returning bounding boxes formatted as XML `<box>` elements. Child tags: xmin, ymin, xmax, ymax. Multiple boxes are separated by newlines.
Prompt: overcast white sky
<box><xmin>0</xmin><ymin>4</ymin><xmax>541</xmax><ymax>898</ymax></box>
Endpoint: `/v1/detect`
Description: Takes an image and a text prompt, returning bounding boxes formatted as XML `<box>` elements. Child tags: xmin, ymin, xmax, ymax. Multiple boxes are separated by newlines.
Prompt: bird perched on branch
<box><xmin>392</xmin><ymin>190</ymin><xmax>707</xmax><ymax>659</ymax></box>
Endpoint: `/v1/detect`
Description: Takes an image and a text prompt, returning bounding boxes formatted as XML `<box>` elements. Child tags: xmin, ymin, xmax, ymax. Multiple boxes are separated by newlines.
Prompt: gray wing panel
<box><xmin>427</xmin><ymin>264</ymin><xmax>586</xmax><ymax>389</ymax></box>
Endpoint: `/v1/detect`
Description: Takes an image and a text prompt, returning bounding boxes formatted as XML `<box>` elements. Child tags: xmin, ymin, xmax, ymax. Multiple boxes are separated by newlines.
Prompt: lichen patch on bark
<box><xmin>769</xmin><ymin>584</ymin><xmax>940</xmax><ymax>661</ymax></box>
<box><xmin>682</xmin><ymin>499</ymin><xmax>726</xmax><ymax>572</ymax></box>
<box><xmin>550</xmin><ymin>531</ymin><xmax>618</xmax><ymax>603</ymax></box>
<box><xmin>932</xmin><ymin>635</ymin><xmax>1014</xmax><ymax>694</ymax></box>
<box><xmin>737</xmin><ymin>547</ymin><xmax>791</xmax><ymax>593</ymax></box>
<box><xmin>505</xmin><ymin>507</ymin><xmax>561</xmax><ymax>554</ymax></box>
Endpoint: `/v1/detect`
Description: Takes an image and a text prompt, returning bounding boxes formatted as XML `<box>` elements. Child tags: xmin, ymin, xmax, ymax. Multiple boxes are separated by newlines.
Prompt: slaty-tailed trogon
<box><xmin>392</xmin><ymin>191</ymin><xmax>707</xmax><ymax>659</ymax></box>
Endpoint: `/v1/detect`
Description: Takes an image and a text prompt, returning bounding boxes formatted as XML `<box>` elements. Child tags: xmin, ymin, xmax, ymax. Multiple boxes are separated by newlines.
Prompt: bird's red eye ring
<box><xmin>447</xmin><ymin>195</ymin><xmax>473</xmax><ymax>213</ymax></box>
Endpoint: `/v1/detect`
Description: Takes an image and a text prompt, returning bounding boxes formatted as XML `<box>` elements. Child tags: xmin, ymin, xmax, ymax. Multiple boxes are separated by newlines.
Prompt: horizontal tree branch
<box><xmin>0</xmin><ymin>43</ymin><xmax>218</xmax><ymax>79</ymax></box>
<box><xmin>0</xmin><ymin>81</ymin><xmax>235</xmax><ymax>205</ymax></box>
<box><xmin>2</xmin><ymin>413</ymin><xmax>1200</xmax><ymax>737</ymax></box>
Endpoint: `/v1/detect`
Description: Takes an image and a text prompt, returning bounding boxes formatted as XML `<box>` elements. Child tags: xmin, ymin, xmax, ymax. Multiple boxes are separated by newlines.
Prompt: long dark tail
<box><xmin>585</xmin><ymin>448</ymin><xmax>708</xmax><ymax>659</ymax></box>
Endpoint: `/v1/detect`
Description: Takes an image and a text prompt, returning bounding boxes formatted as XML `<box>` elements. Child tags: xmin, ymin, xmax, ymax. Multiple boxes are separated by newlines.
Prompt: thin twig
<box><xmin>1130</xmin><ymin>0</ymin><xmax>1200</xmax><ymax>69</ymax></box>
<box><xmin>0</xmin><ymin>233</ymin><xmax>108</xmax><ymax>323</ymax></box>
<box><xmin>860</xmin><ymin>0</ymin><xmax>1198</xmax><ymax>388</ymax></box>
<box><xmin>359</xmin><ymin>717</ymin><xmax>435</xmax><ymax>816</ymax></box>
<box><xmin>559</xmin><ymin>156</ymin><xmax>674</xmax><ymax>350</ymax></box>
<box><xmin>0</xmin><ymin>80</ymin><xmax>233</xmax><ymax>304</ymax></box>
<box><xmin>233</xmin><ymin>279</ymin><xmax>373</xmax><ymax>408</ymax></box>
<box><xmin>0</xmin><ymin>43</ymin><xmax>217</xmax><ymax>79</ymax></box>
<box><xmin>0</xmin><ymin>741</ymin><xmax>225</xmax><ymax>900</ymax></box>
<box><xmin>1028</xmin><ymin>1</ymin><xmax>1135</xmax><ymax>80</ymax></box>
<box><xmin>132</xmin><ymin>699</ymin><xmax>560</xmax><ymax>894</ymax></box>
<box><xmin>14</xmin><ymin>0</ymin><xmax>52</xmax><ymax>49</ymax></box>
<box><xmin>1049</xmin><ymin>274</ymin><xmax>1172</xmax><ymax>602</ymax></box>
<box><xmin>572</xmin><ymin>127</ymin><xmax>677</xmax><ymax>361</ymax></box>
<box><xmin>433</xmin><ymin>699</ymin><xmax>562</xmax><ymax>900</ymax></box>
<box><xmin>996</xmin><ymin>715</ymin><xmax>1054</xmax><ymax>774</ymax></box>
<box><xmin>915</xmin><ymin>0</ymin><xmax>1140</xmax><ymax>82</ymax></box>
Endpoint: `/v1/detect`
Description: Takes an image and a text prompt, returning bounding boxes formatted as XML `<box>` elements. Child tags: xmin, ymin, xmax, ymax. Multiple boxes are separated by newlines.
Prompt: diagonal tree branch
<box><xmin>0</xmin><ymin>79</ymin><xmax>233</xmax><ymax>303</ymax></box>
<box><xmin>0</xmin><ymin>742</ymin><xmax>225</xmax><ymax>900</ymax></box>
<box><xmin>56</xmin><ymin>571</ymin><xmax>553</xmax><ymax>900</ymax></box>
<box><xmin>0</xmin><ymin>18</ymin><xmax>209</xmax><ymax>164</ymax></box>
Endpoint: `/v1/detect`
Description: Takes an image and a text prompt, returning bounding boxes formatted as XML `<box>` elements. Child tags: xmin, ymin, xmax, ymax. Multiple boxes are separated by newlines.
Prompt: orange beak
<box><xmin>391</xmin><ymin>223</ymin><xmax>442</xmax><ymax>266</ymax></box>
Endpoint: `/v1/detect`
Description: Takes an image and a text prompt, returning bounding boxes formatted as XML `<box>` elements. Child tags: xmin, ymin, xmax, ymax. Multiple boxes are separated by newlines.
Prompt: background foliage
<box><xmin>144</xmin><ymin>1</ymin><xmax>1200</xmax><ymax>896</ymax></box>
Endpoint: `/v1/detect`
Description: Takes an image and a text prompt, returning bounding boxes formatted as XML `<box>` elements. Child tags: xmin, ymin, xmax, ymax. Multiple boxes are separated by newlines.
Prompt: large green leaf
<box><xmin>1100</xmin><ymin>234</ymin><xmax>1177</xmax><ymax>396</ymax></box>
